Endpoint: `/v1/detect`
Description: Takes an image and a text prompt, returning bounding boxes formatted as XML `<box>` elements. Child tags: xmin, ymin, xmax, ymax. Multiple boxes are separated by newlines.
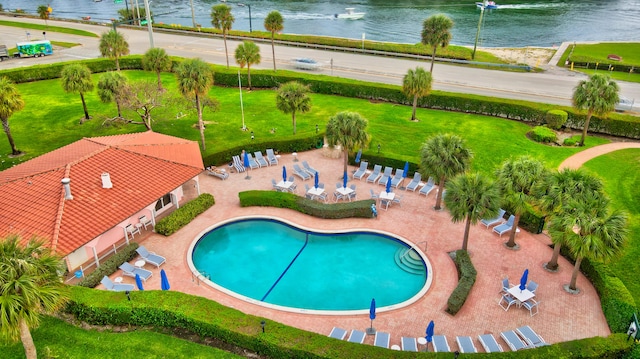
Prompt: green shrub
<box><xmin>518</xmin><ymin>206</ymin><xmax>546</xmax><ymax>234</ymax></box>
<box><xmin>546</xmin><ymin>109</ymin><xmax>568</xmax><ymax>129</ymax></box>
<box><xmin>155</xmin><ymin>193</ymin><xmax>215</xmax><ymax>235</ymax></box>
<box><xmin>239</xmin><ymin>190</ymin><xmax>376</xmax><ymax>219</ymax></box>
<box><xmin>564</xmin><ymin>137</ymin><xmax>578</xmax><ymax>146</ymax></box>
<box><xmin>529</xmin><ymin>125</ymin><xmax>558</xmax><ymax>143</ymax></box>
<box><xmin>446</xmin><ymin>250</ymin><xmax>477</xmax><ymax>315</ymax></box>
<box><xmin>77</xmin><ymin>242</ymin><xmax>139</xmax><ymax>288</ymax></box>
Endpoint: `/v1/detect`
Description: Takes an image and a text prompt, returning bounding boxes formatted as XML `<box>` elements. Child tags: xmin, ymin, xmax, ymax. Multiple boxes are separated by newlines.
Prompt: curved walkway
<box><xmin>558</xmin><ymin>142</ymin><xmax>640</xmax><ymax>169</ymax></box>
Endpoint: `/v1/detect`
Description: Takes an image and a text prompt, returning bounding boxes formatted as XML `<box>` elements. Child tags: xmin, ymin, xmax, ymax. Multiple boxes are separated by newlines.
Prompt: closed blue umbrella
<box><xmin>367</xmin><ymin>298</ymin><xmax>376</xmax><ymax>334</ymax></box>
<box><xmin>355</xmin><ymin>149</ymin><xmax>362</xmax><ymax>164</ymax></box>
<box><xmin>135</xmin><ymin>273</ymin><xmax>144</xmax><ymax>291</ymax></box>
<box><xmin>425</xmin><ymin>320</ymin><xmax>434</xmax><ymax>350</ymax></box>
<box><xmin>343</xmin><ymin>170</ymin><xmax>348</xmax><ymax>188</ymax></box>
<box><xmin>314</xmin><ymin>172</ymin><xmax>319</xmax><ymax>189</ymax></box>
<box><xmin>519</xmin><ymin>269</ymin><xmax>529</xmax><ymax>291</ymax></box>
<box><xmin>243</xmin><ymin>151</ymin><xmax>250</xmax><ymax>168</ymax></box>
<box><xmin>282</xmin><ymin>166</ymin><xmax>287</xmax><ymax>182</ymax></box>
<box><xmin>386</xmin><ymin>176</ymin><xmax>392</xmax><ymax>193</ymax></box>
<box><xmin>403</xmin><ymin>161</ymin><xmax>409</xmax><ymax>178</ymax></box>
<box><xmin>161</xmin><ymin>269</ymin><xmax>170</xmax><ymax>291</ymax></box>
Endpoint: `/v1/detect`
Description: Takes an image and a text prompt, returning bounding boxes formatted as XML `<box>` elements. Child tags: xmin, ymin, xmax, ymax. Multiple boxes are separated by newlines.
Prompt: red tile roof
<box><xmin>0</xmin><ymin>131</ymin><xmax>204</xmax><ymax>256</ymax></box>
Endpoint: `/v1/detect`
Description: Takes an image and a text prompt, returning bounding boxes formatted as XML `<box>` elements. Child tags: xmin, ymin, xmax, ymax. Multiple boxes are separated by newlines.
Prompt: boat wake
<box><xmin>281</xmin><ymin>12</ymin><xmax>337</xmax><ymax>21</ymax></box>
<box><xmin>497</xmin><ymin>3</ymin><xmax>567</xmax><ymax>10</ymax></box>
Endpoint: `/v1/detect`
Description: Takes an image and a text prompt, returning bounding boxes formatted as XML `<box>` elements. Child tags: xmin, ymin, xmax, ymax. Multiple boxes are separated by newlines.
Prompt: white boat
<box><xmin>335</xmin><ymin>8</ymin><xmax>365</xmax><ymax>20</ymax></box>
<box><xmin>476</xmin><ymin>1</ymin><xmax>498</xmax><ymax>9</ymax></box>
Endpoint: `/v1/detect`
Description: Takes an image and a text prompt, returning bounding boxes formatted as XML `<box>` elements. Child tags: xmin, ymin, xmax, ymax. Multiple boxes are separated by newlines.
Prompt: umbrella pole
<box><xmin>366</xmin><ymin>319</ymin><xmax>375</xmax><ymax>335</ymax></box>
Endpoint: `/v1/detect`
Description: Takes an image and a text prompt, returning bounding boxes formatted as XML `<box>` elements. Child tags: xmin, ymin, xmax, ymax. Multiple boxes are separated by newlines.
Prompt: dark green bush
<box><xmin>529</xmin><ymin>125</ymin><xmax>558</xmax><ymax>143</ymax></box>
<box><xmin>518</xmin><ymin>207</ymin><xmax>547</xmax><ymax>234</ymax></box>
<box><xmin>76</xmin><ymin>242</ymin><xmax>139</xmax><ymax>288</ymax></box>
<box><xmin>446</xmin><ymin>250</ymin><xmax>477</xmax><ymax>315</ymax></box>
<box><xmin>155</xmin><ymin>193</ymin><xmax>215</xmax><ymax>235</ymax></box>
<box><xmin>546</xmin><ymin>109</ymin><xmax>568</xmax><ymax>130</ymax></box>
<box><xmin>564</xmin><ymin>137</ymin><xmax>578</xmax><ymax>146</ymax></box>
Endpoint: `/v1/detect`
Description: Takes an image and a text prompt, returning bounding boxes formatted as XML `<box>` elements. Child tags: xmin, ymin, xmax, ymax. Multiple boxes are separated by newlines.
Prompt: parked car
<box><xmin>615</xmin><ymin>96</ymin><xmax>635</xmax><ymax>112</ymax></box>
<box><xmin>291</xmin><ymin>58</ymin><xmax>321</xmax><ymax>70</ymax></box>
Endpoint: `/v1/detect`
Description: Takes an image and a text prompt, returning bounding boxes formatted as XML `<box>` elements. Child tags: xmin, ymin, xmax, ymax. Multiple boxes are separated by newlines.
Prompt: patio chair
<box><xmin>380</xmin><ymin>198</ymin><xmax>391</xmax><ymax>210</ymax></box>
<box><xmin>478</xmin><ymin>334</ymin><xmax>503</xmax><ymax>353</ymax></box>
<box><xmin>521</xmin><ymin>298</ymin><xmax>540</xmax><ymax>316</ymax></box>
<box><xmin>302</xmin><ymin>161</ymin><xmax>318</xmax><ymax>177</ymax></box>
<box><xmin>392</xmin><ymin>194</ymin><xmax>404</xmax><ymax>207</ymax></box>
<box><xmin>205</xmin><ymin>166</ymin><xmax>229</xmax><ymax>180</ymax></box>
<box><xmin>432</xmin><ymin>335</ymin><xmax>450</xmax><ymax>352</ymax></box>
<box><xmin>348</xmin><ymin>329</ymin><xmax>366</xmax><ymax>344</ymax></box>
<box><xmin>366</xmin><ymin>164</ymin><xmax>382</xmax><ymax>183</ymax></box>
<box><xmin>125</xmin><ymin>224</ymin><xmax>141</xmax><ymax>238</ymax></box>
<box><xmin>481</xmin><ymin>208</ymin><xmax>506</xmax><ymax>228</ymax></box>
<box><xmin>500</xmin><ymin>330</ymin><xmax>528</xmax><ymax>351</ymax></box>
<box><xmin>287</xmin><ymin>176</ymin><xmax>298</xmax><ymax>192</ymax></box>
<box><xmin>232</xmin><ymin>155</ymin><xmax>246</xmax><ymax>173</ymax></box>
<box><xmin>254</xmin><ymin>151</ymin><xmax>269</xmax><ymax>167</ymax></box>
<box><xmin>456</xmin><ymin>336</ymin><xmax>477</xmax><ymax>353</ymax></box>
<box><xmin>247</xmin><ymin>153</ymin><xmax>260</xmax><ymax>169</ymax></box>
<box><xmin>391</xmin><ymin>168</ymin><xmax>404</xmax><ymax>188</ymax></box>
<box><xmin>405</xmin><ymin>172</ymin><xmax>421</xmax><ymax>191</ymax></box>
<box><xmin>501</xmin><ymin>277</ymin><xmax>511</xmax><ymax>294</ymax></box>
<box><xmin>370</xmin><ymin>189</ymin><xmax>379</xmax><ymax>200</ymax></box>
<box><xmin>419</xmin><ymin>177</ymin><xmax>435</xmax><ymax>196</ymax></box>
<box><xmin>272</xmin><ymin>179</ymin><xmax>284</xmax><ymax>192</ymax></box>
<box><xmin>328</xmin><ymin>327</ymin><xmax>347</xmax><ymax>340</ymax></box>
<box><xmin>266</xmin><ymin>148</ymin><xmax>278</xmax><ymax>165</ymax></box>
<box><xmin>353</xmin><ymin>161</ymin><xmax>368</xmax><ymax>180</ymax></box>
<box><xmin>136</xmin><ymin>245</ymin><xmax>166</xmax><ymax>268</ymax></box>
<box><xmin>348</xmin><ymin>184</ymin><xmax>357</xmax><ymax>201</ymax></box>
<box><xmin>119</xmin><ymin>262</ymin><xmax>153</xmax><ymax>282</ymax></box>
<box><xmin>498</xmin><ymin>293</ymin><xmax>518</xmax><ymax>311</ymax></box>
<box><xmin>317</xmin><ymin>192</ymin><xmax>329</xmax><ymax>203</ymax></box>
<box><xmin>333</xmin><ymin>189</ymin><xmax>345</xmax><ymax>202</ymax></box>
<box><xmin>101</xmin><ymin>276</ymin><xmax>135</xmax><ymax>292</ymax></box>
<box><xmin>401</xmin><ymin>337</ymin><xmax>417</xmax><ymax>352</ymax></box>
<box><xmin>527</xmin><ymin>280</ymin><xmax>538</xmax><ymax>293</ymax></box>
<box><xmin>374</xmin><ymin>331</ymin><xmax>390</xmax><ymax>348</ymax></box>
<box><xmin>377</xmin><ymin>166</ymin><xmax>393</xmax><ymax>185</ymax></box>
<box><xmin>516</xmin><ymin>325</ymin><xmax>547</xmax><ymax>347</ymax></box>
<box><xmin>304</xmin><ymin>184</ymin><xmax>314</xmax><ymax>199</ymax></box>
<box><xmin>493</xmin><ymin>215</ymin><xmax>515</xmax><ymax>236</ymax></box>
<box><xmin>293</xmin><ymin>164</ymin><xmax>311</xmax><ymax>180</ymax></box>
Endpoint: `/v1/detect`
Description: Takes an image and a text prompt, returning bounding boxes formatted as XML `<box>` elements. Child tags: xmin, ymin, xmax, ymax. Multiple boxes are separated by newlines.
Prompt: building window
<box><xmin>155</xmin><ymin>193</ymin><xmax>172</xmax><ymax>212</ymax></box>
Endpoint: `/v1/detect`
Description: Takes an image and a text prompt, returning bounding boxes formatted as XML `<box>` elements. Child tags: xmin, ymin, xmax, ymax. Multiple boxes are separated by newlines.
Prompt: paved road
<box><xmin>1</xmin><ymin>15</ymin><xmax>639</xmax><ymax>109</ymax></box>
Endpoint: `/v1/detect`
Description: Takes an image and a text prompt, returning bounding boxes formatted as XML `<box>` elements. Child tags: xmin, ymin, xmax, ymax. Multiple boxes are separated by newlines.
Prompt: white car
<box><xmin>615</xmin><ymin>96</ymin><xmax>635</xmax><ymax>112</ymax></box>
<box><xmin>291</xmin><ymin>58</ymin><xmax>321</xmax><ymax>70</ymax></box>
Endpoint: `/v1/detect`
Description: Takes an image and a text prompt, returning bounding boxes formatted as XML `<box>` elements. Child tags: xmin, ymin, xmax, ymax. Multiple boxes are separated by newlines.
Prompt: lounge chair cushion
<box><xmin>348</xmin><ymin>329</ymin><xmax>366</xmax><ymax>344</ymax></box>
<box><xmin>374</xmin><ymin>331</ymin><xmax>390</xmax><ymax>348</ymax></box>
<box><xmin>328</xmin><ymin>327</ymin><xmax>347</xmax><ymax>340</ymax></box>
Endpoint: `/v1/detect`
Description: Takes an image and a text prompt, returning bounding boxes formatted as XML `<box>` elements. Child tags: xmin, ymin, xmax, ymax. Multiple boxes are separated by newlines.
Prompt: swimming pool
<box><xmin>188</xmin><ymin>217</ymin><xmax>432</xmax><ymax>314</ymax></box>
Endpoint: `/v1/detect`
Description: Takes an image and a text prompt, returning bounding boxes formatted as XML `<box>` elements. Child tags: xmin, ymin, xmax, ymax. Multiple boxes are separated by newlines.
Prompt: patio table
<box><xmin>336</xmin><ymin>186</ymin><xmax>354</xmax><ymax>200</ymax></box>
<box><xmin>307</xmin><ymin>187</ymin><xmax>324</xmax><ymax>198</ymax></box>
<box><xmin>507</xmin><ymin>285</ymin><xmax>535</xmax><ymax>305</ymax></box>
<box><xmin>277</xmin><ymin>180</ymin><xmax>295</xmax><ymax>190</ymax></box>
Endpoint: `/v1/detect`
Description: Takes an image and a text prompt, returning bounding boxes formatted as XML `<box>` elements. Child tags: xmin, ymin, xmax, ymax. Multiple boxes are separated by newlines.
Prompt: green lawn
<box><xmin>0</xmin><ymin>20</ymin><xmax>99</xmax><ymax>37</ymax></box>
<box><xmin>557</xmin><ymin>42</ymin><xmax>640</xmax><ymax>83</ymax></box>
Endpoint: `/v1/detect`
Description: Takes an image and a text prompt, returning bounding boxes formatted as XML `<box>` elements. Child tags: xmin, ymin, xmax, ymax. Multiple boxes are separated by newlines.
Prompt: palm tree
<box><xmin>275</xmin><ymin>81</ymin><xmax>312</xmax><ymax>135</ymax></box>
<box><xmin>264</xmin><ymin>11</ymin><xmax>284</xmax><ymax>71</ymax></box>
<box><xmin>175</xmin><ymin>58</ymin><xmax>213</xmax><ymax>150</ymax></box>
<box><xmin>98</xmin><ymin>30</ymin><xmax>130</xmax><ymax>71</ymax></box>
<box><xmin>402</xmin><ymin>67</ymin><xmax>432</xmax><ymax>122</ymax></box>
<box><xmin>421</xmin><ymin>14</ymin><xmax>454</xmax><ymax>73</ymax></box>
<box><xmin>537</xmin><ymin>168</ymin><xmax>604</xmax><ymax>271</ymax></box>
<box><xmin>444</xmin><ymin>172</ymin><xmax>500</xmax><ymax>251</ymax></box>
<box><xmin>97</xmin><ymin>71</ymin><xmax>128</xmax><ymax>118</ymax></box>
<box><xmin>495</xmin><ymin>156</ymin><xmax>548</xmax><ymax>249</ymax></box>
<box><xmin>0</xmin><ymin>77</ymin><xmax>25</xmax><ymax>156</ymax></box>
<box><xmin>142</xmin><ymin>47</ymin><xmax>172</xmax><ymax>90</ymax></box>
<box><xmin>60</xmin><ymin>64</ymin><xmax>94</xmax><ymax>123</ymax></box>
<box><xmin>419</xmin><ymin>134</ymin><xmax>473</xmax><ymax>210</ymax></box>
<box><xmin>0</xmin><ymin>236</ymin><xmax>69</xmax><ymax>359</ymax></box>
<box><xmin>560</xmin><ymin>191</ymin><xmax>627</xmax><ymax>292</ymax></box>
<box><xmin>37</xmin><ymin>5</ymin><xmax>50</xmax><ymax>26</ymax></box>
<box><xmin>572</xmin><ymin>73</ymin><xmax>619</xmax><ymax>146</ymax></box>
<box><xmin>326</xmin><ymin>111</ymin><xmax>370</xmax><ymax>175</ymax></box>
<box><xmin>211</xmin><ymin>4</ymin><xmax>234</xmax><ymax>68</ymax></box>
<box><xmin>235</xmin><ymin>41</ymin><xmax>261</xmax><ymax>90</ymax></box>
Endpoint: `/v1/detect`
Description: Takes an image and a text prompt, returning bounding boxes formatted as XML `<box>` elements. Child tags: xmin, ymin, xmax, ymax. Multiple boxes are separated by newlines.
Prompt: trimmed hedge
<box><xmin>446</xmin><ymin>250</ymin><xmax>477</xmax><ymax>315</ymax></box>
<box><xmin>545</xmin><ymin>109</ymin><xmax>568</xmax><ymax>130</ymax></box>
<box><xmin>155</xmin><ymin>193</ymin><xmax>215</xmax><ymax>236</ymax></box>
<box><xmin>530</xmin><ymin>126</ymin><xmax>557</xmax><ymax>143</ymax></box>
<box><xmin>239</xmin><ymin>190</ymin><xmax>375</xmax><ymax>219</ymax></box>
<box><xmin>76</xmin><ymin>242</ymin><xmax>139</xmax><ymax>288</ymax></box>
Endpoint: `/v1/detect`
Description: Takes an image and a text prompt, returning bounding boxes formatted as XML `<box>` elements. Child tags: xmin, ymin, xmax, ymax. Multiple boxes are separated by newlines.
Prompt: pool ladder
<box><xmin>192</xmin><ymin>270</ymin><xmax>210</xmax><ymax>285</ymax></box>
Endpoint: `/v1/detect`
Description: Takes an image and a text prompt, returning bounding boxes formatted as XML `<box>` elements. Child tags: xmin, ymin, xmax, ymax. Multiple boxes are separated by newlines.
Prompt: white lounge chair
<box><xmin>401</xmin><ymin>337</ymin><xmax>417</xmax><ymax>352</ymax></box>
<box><xmin>501</xmin><ymin>330</ymin><xmax>528</xmax><ymax>351</ymax></box>
<box><xmin>328</xmin><ymin>327</ymin><xmax>347</xmax><ymax>340</ymax></box>
<box><xmin>266</xmin><ymin>149</ymin><xmax>278</xmax><ymax>165</ymax></box>
<box><xmin>101</xmin><ymin>276</ymin><xmax>135</xmax><ymax>292</ymax></box>
<box><xmin>456</xmin><ymin>336</ymin><xmax>477</xmax><ymax>353</ymax></box>
<box><xmin>205</xmin><ymin>166</ymin><xmax>229</xmax><ymax>180</ymax></box>
<box><xmin>246</xmin><ymin>153</ymin><xmax>260</xmax><ymax>169</ymax></box>
<box><xmin>136</xmin><ymin>245</ymin><xmax>166</xmax><ymax>268</ymax></box>
<box><xmin>516</xmin><ymin>326</ymin><xmax>547</xmax><ymax>347</ymax></box>
<box><xmin>293</xmin><ymin>164</ymin><xmax>311</xmax><ymax>180</ymax></box>
<box><xmin>390</xmin><ymin>168</ymin><xmax>404</xmax><ymax>188</ymax></box>
<box><xmin>493</xmin><ymin>215</ymin><xmax>515</xmax><ymax>236</ymax></box>
<box><xmin>254</xmin><ymin>151</ymin><xmax>269</xmax><ymax>167</ymax></box>
<box><xmin>302</xmin><ymin>161</ymin><xmax>318</xmax><ymax>177</ymax></box>
<box><xmin>377</xmin><ymin>166</ymin><xmax>393</xmax><ymax>185</ymax></box>
<box><xmin>481</xmin><ymin>208</ymin><xmax>506</xmax><ymax>228</ymax></box>
<box><xmin>348</xmin><ymin>329</ymin><xmax>366</xmax><ymax>344</ymax></box>
<box><xmin>405</xmin><ymin>172</ymin><xmax>421</xmax><ymax>191</ymax></box>
<box><xmin>432</xmin><ymin>335</ymin><xmax>450</xmax><ymax>352</ymax></box>
<box><xmin>419</xmin><ymin>177</ymin><xmax>435</xmax><ymax>196</ymax></box>
<box><xmin>374</xmin><ymin>331</ymin><xmax>390</xmax><ymax>348</ymax></box>
<box><xmin>119</xmin><ymin>262</ymin><xmax>153</xmax><ymax>281</ymax></box>
<box><xmin>366</xmin><ymin>165</ymin><xmax>382</xmax><ymax>183</ymax></box>
<box><xmin>353</xmin><ymin>161</ymin><xmax>368</xmax><ymax>180</ymax></box>
<box><xmin>232</xmin><ymin>155</ymin><xmax>246</xmax><ymax>173</ymax></box>
<box><xmin>478</xmin><ymin>334</ymin><xmax>503</xmax><ymax>353</ymax></box>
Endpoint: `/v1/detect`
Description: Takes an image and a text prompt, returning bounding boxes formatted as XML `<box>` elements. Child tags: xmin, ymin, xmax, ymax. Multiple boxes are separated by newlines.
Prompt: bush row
<box><xmin>76</xmin><ymin>242</ymin><xmax>139</xmax><ymax>288</ymax></box>
<box><xmin>545</xmin><ymin>109</ymin><xmax>568</xmax><ymax>130</ymax></box>
<box><xmin>446</xmin><ymin>250</ymin><xmax>477</xmax><ymax>316</ymax></box>
<box><xmin>238</xmin><ymin>190</ymin><xmax>375</xmax><ymax>219</ymax></box>
<box><xmin>155</xmin><ymin>193</ymin><xmax>215</xmax><ymax>236</ymax></box>
<box><xmin>567</xmin><ymin>59</ymin><xmax>637</xmax><ymax>74</ymax></box>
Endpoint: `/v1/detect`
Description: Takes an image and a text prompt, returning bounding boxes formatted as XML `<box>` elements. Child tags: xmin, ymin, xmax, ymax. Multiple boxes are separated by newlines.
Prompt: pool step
<box><xmin>394</xmin><ymin>248</ymin><xmax>425</xmax><ymax>274</ymax></box>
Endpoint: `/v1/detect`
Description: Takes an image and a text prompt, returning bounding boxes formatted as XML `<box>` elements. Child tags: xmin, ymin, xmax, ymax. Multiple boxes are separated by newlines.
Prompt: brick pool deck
<box><xmin>106</xmin><ymin>148</ymin><xmax>611</xmax><ymax>353</ymax></box>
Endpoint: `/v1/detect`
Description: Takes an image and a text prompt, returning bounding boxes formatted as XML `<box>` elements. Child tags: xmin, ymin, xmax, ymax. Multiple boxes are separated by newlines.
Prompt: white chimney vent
<box><xmin>61</xmin><ymin>178</ymin><xmax>73</xmax><ymax>200</ymax></box>
<box><xmin>101</xmin><ymin>172</ymin><xmax>113</xmax><ymax>189</ymax></box>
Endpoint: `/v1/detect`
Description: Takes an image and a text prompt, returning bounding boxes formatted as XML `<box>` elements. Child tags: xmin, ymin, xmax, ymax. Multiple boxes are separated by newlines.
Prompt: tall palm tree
<box><xmin>0</xmin><ymin>236</ymin><xmax>69</xmax><ymax>359</ymax></box>
<box><xmin>444</xmin><ymin>172</ymin><xmax>500</xmax><ymax>251</ymax></box>
<box><xmin>235</xmin><ymin>41</ymin><xmax>261</xmax><ymax>90</ymax></box>
<box><xmin>326</xmin><ymin>111</ymin><xmax>370</xmax><ymax>175</ymax></box>
<box><xmin>572</xmin><ymin>73</ymin><xmax>619</xmax><ymax>146</ymax></box>
<box><xmin>98</xmin><ymin>30</ymin><xmax>130</xmax><ymax>71</ymax></box>
<box><xmin>211</xmin><ymin>4</ymin><xmax>234</xmax><ymax>68</ymax></box>
<box><xmin>0</xmin><ymin>77</ymin><xmax>25</xmax><ymax>156</ymax></box>
<box><xmin>264</xmin><ymin>11</ymin><xmax>284</xmax><ymax>71</ymax></box>
<box><xmin>420</xmin><ymin>134</ymin><xmax>473</xmax><ymax>210</ymax></box>
<box><xmin>560</xmin><ymin>191</ymin><xmax>627</xmax><ymax>292</ymax></box>
<box><xmin>37</xmin><ymin>5</ymin><xmax>50</xmax><ymax>26</ymax></box>
<box><xmin>495</xmin><ymin>156</ymin><xmax>549</xmax><ymax>249</ymax></box>
<box><xmin>275</xmin><ymin>81</ymin><xmax>312</xmax><ymax>135</ymax></box>
<box><xmin>97</xmin><ymin>71</ymin><xmax>128</xmax><ymax>118</ymax></box>
<box><xmin>142</xmin><ymin>47</ymin><xmax>172</xmax><ymax>90</ymax></box>
<box><xmin>402</xmin><ymin>67</ymin><xmax>432</xmax><ymax>122</ymax></box>
<box><xmin>421</xmin><ymin>14</ymin><xmax>454</xmax><ymax>73</ymax></box>
<box><xmin>60</xmin><ymin>64</ymin><xmax>94</xmax><ymax>123</ymax></box>
<box><xmin>537</xmin><ymin>168</ymin><xmax>604</xmax><ymax>271</ymax></box>
<box><xmin>175</xmin><ymin>58</ymin><xmax>214</xmax><ymax>150</ymax></box>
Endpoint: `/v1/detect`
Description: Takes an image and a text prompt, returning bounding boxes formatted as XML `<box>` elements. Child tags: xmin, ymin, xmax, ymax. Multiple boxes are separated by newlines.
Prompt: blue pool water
<box><xmin>190</xmin><ymin>218</ymin><xmax>429</xmax><ymax>312</ymax></box>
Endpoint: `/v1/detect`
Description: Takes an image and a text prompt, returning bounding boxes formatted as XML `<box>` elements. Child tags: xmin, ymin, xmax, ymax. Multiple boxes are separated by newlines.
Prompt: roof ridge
<box><xmin>114</xmin><ymin>146</ymin><xmax>204</xmax><ymax>170</ymax></box>
<box><xmin>50</xmin><ymin>164</ymin><xmax>72</xmax><ymax>253</ymax></box>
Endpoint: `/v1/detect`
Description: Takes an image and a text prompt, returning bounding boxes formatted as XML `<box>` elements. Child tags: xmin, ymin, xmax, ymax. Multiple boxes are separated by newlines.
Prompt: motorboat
<box><xmin>476</xmin><ymin>1</ymin><xmax>498</xmax><ymax>9</ymax></box>
<box><xmin>335</xmin><ymin>8</ymin><xmax>365</xmax><ymax>20</ymax></box>
<box><xmin>291</xmin><ymin>58</ymin><xmax>321</xmax><ymax>71</ymax></box>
